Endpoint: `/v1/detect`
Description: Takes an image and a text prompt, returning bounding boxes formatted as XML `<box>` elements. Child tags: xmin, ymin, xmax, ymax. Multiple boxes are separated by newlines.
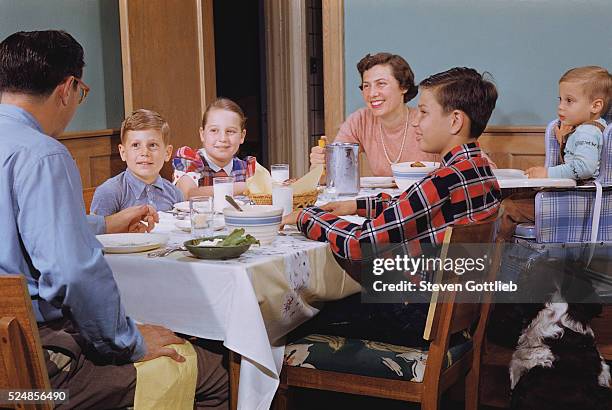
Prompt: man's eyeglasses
<box><xmin>73</xmin><ymin>77</ymin><xmax>90</xmax><ymax>104</ymax></box>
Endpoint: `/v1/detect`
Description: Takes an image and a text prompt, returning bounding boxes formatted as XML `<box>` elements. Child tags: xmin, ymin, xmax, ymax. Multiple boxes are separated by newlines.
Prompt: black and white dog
<box><xmin>507</xmin><ymin>254</ymin><xmax>611</xmax><ymax>410</ymax></box>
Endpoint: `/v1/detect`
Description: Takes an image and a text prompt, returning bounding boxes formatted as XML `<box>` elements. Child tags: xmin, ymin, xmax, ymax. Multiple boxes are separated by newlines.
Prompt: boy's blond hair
<box><xmin>559</xmin><ymin>66</ymin><xmax>612</xmax><ymax>115</ymax></box>
<box><xmin>120</xmin><ymin>109</ymin><xmax>170</xmax><ymax>145</ymax></box>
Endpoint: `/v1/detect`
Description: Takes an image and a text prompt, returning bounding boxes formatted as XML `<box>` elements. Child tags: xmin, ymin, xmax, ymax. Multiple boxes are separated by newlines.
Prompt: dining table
<box><xmin>105</xmin><ymin>211</ymin><xmax>361</xmax><ymax>410</ymax></box>
<box><xmin>105</xmin><ymin>170</ymin><xmax>576</xmax><ymax>409</ymax></box>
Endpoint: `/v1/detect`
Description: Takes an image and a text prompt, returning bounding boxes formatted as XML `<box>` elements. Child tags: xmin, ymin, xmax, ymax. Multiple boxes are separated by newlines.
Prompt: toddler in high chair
<box><xmin>173</xmin><ymin>98</ymin><xmax>250</xmax><ymax>199</ymax></box>
<box><xmin>499</xmin><ymin>66</ymin><xmax>611</xmax><ymax>241</ymax></box>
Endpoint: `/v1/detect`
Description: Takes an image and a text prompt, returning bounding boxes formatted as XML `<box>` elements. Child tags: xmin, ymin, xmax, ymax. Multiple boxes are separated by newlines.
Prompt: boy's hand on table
<box><xmin>524</xmin><ymin>167</ymin><xmax>548</xmax><ymax>178</ymax></box>
<box><xmin>319</xmin><ymin>200</ymin><xmax>357</xmax><ymax>216</ymax></box>
<box><xmin>281</xmin><ymin>210</ymin><xmax>301</xmax><ymax>228</ymax></box>
<box><xmin>105</xmin><ymin>205</ymin><xmax>159</xmax><ymax>233</ymax></box>
<box><xmin>136</xmin><ymin>324</ymin><xmax>186</xmax><ymax>363</ymax></box>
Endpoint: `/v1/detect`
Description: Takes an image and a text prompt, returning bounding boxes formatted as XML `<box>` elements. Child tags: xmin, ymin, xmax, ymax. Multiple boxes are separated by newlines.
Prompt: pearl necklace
<box><xmin>379</xmin><ymin>108</ymin><xmax>409</xmax><ymax>165</ymax></box>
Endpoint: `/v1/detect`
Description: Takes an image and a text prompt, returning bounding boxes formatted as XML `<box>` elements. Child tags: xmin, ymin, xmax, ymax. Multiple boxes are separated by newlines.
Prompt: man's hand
<box><xmin>136</xmin><ymin>324</ymin><xmax>186</xmax><ymax>363</ymax></box>
<box><xmin>525</xmin><ymin>167</ymin><xmax>548</xmax><ymax>179</ymax></box>
<box><xmin>319</xmin><ymin>200</ymin><xmax>357</xmax><ymax>216</ymax></box>
<box><xmin>105</xmin><ymin>205</ymin><xmax>159</xmax><ymax>234</ymax></box>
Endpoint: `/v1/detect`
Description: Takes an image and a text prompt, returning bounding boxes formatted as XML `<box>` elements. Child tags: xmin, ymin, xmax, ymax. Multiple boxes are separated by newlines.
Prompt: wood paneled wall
<box><xmin>479</xmin><ymin>126</ymin><xmax>545</xmax><ymax>170</ymax></box>
<box><xmin>360</xmin><ymin>126</ymin><xmax>547</xmax><ymax>176</ymax></box>
<box><xmin>56</xmin><ymin>129</ymin><xmax>123</xmax><ymax>189</ymax></box>
<box><xmin>61</xmin><ymin>126</ymin><xmax>546</xmax><ymax>187</ymax></box>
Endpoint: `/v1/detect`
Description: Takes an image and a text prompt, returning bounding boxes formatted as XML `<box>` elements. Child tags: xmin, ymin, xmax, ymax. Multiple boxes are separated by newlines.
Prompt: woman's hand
<box><xmin>525</xmin><ymin>167</ymin><xmax>548</xmax><ymax>179</ymax></box>
<box><xmin>309</xmin><ymin>136</ymin><xmax>327</xmax><ymax>169</ymax></box>
<box><xmin>319</xmin><ymin>200</ymin><xmax>357</xmax><ymax>216</ymax></box>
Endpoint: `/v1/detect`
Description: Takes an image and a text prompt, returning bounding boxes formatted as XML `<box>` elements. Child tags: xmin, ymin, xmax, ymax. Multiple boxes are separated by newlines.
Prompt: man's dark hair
<box><xmin>0</xmin><ymin>30</ymin><xmax>84</xmax><ymax>97</ymax></box>
<box><xmin>420</xmin><ymin>67</ymin><xmax>498</xmax><ymax>138</ymax></box>
<box><xmin>357</xmin><ymin>52</ymin><xmax>418</xmax><ymax>103</ymax></box>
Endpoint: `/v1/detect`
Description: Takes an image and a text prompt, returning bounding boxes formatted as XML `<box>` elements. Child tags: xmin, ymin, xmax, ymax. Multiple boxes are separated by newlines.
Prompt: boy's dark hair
<box><xmin>0</xmin><ymin>30</ymin><xmax>84</xmax><ymax>97</ymax></box>
<box><xmin>357</xmin><ymin>52</ymin><xmax>418</xmax><ymax>103</ymax></box>
<box><xmin>420</xmin><ymin>67</ymin><xmax>498</xmax><ymax>138</ymax></box>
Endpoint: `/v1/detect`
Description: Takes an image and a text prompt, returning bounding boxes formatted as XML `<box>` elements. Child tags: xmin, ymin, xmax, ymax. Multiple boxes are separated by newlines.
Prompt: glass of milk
<box><xmin>270</xmin><ymin>164</ymin><xmax>290</xmax><ymax>183</ymax></box>
<box><xmin>213</xmin><ymin>176</ymin><xmax>235</xmax><ymax>213</ymax></box>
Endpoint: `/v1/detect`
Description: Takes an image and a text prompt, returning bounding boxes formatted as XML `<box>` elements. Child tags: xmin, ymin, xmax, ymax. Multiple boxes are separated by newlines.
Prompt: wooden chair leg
<box><xmin>229</xmin><ymin>351</ymin><xmax>241</xmax><ymax>410</ymax></box>
<box><xmin>271</xmin><ymin>383</ymin><xmax>291</xmax><ymax>410</ymax></box>
<box><xmin>465</xmin><ymin>365</ymin><xmax>481</xmax><ymax>410</ymax></box>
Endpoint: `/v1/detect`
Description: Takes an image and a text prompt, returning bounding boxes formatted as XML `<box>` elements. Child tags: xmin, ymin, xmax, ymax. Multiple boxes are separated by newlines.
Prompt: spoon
<box><xmin>225</xmin><ymin>195</ymin><xmax>244</xmax><ymax>212</ymax></box>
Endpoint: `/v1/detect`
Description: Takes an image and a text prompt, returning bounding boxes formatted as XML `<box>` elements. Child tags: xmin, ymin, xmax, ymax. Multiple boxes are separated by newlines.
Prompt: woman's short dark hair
<box><xmin>420</xmin><ymin>67</ymin><xmax>498</xmax><ymax>138</ymax></box>
<box><xmin>357</xmin><ymin>52</ymin><xmax>418</xmax><ymax>103</ymax></box>
<box><xmin>0</xmin><ymin>30</ymin><xmax>84</xmax><ymax>97</ymax></box>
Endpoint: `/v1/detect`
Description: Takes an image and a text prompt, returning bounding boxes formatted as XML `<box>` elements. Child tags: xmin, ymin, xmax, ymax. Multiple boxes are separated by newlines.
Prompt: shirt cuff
<box><xmin>87</xmin><ymin>214</ymin><xmax>106</xmax><ymax>235</ymax></box>
<box><xmin>129</xmin><ymin>325</ymin><xmax>146</xmax><ymax>362</ymax></box>
<box><xmin>356</xmin><ymin>196</ymin><xmax>376</xmax><ymax>219</ymax></box>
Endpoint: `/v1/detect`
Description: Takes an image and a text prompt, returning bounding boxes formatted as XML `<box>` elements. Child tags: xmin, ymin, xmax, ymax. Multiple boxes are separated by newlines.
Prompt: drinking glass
<box><xmin>213</xmin><ymin>176</ymin><xmax>235</xmax><ymax>213</ymax></box>
<box><xmin>270</xmin><ymin>164</ymin><xmax>290</xmax><ymax>183</ymax></box>
<box><xmin>272</xmin><ymin>182</ymin><xmax>293</xmax><ymax>216</ymax></box>
<box><xmin>190</xmin><ymin>196</ymin><xmax>213</xmax><ymax>238</ymax></box>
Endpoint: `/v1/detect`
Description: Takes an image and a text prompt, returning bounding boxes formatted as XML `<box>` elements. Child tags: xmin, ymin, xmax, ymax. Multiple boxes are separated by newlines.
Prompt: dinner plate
<box><xmin>96</xmin><ymin>233</ymin><xmax>169</xmax><ymax>254</ymax></box>
<box><xmin>174</xmin><ymin>218</ymin><xmax>226</xmax><ymax>232</ymax></box>
<box><xmin>174</xmin><ymin>199</ymin><xmax>245</xmax><ymax>213</ymax></box>
<box><xmin>360</xmin><ymin>177</ymin><xmax>396</xmax><ymax>188</ymax></box>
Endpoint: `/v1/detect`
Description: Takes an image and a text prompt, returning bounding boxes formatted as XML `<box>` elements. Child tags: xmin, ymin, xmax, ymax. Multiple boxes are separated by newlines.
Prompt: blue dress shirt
<box><xmin>0</xmin><ymin>104</ymin><xmax>144</xmax><ymax>361</ymax></box>
<box><xmin>91</xmin><ymin>169</ymin><xmax>183</xmax><ymax>216</ymax></box>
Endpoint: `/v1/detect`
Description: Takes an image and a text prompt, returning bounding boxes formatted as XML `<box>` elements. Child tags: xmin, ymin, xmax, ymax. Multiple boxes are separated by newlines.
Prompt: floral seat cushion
<box><xmin>284</xmin><ymin>331</ymin><xmax>473</xmax><ymax>383</ymax></box>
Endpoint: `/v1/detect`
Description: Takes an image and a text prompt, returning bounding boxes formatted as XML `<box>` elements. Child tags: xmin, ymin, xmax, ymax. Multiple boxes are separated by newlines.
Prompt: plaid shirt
<box><xmin>172</xmin><ymin>146</ymin><xmax>248</xmax><ymax>186</ymax></box>
<box><xmin>297</xmin><ymin>142</ymin><xmax>501</xmax><ymax>262</ymax></box>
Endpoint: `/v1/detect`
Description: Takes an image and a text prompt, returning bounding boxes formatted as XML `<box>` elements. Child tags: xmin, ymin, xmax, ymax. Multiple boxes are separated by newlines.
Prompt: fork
<box><xmin>147</xmin><ymin>245</ymin><xmax>186</xmax><ymax>258</ymax></box>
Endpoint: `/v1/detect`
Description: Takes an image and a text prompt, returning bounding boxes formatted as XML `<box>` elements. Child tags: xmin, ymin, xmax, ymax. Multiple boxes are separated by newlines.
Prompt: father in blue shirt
<box><xmin>0</xmin><ymin>30</ymin><xmax>228</xmax><ymax>409</ymax></box>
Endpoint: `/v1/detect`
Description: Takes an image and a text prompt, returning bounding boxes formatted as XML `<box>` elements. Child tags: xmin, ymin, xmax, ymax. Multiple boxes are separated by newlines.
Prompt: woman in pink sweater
<box><xmin>311</xmin><ymin>53</ymin><xmax>438</xmax><ymax>177</ymax></box>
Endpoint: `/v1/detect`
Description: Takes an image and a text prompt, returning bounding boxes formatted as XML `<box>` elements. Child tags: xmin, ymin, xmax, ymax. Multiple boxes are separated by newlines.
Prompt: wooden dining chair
<box><xmin>82</xmin><ymin>187</ymin><xmax>96</xmax><ymax>214</ymax></box>
<box><xmin>0</xmin><ymin>274</ymin><xmax>52</xmax><ymax>410</ymax></box>
<box><xmin>274</xmin><ymin>216</ymin><xmax>502</xmax><ymax>410</ymax></box>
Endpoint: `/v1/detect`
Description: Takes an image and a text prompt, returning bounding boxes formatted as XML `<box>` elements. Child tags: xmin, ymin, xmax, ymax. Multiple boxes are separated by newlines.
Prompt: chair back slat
<box><xmin>424</xmin><ymin>217</ymin><xmax>499</xmax><ymax>341</ymax></box>
<box><xmin>597</xmin><ymin>124</ymin><xmax>612</xmax><ymax>185</ymax></box>
<box><xmin>544</xmin><ymin>119</ymin><xmax>561</xmax><ymax>168</ymax></box>
<box><xmin>0</xmin><ymin>275</ymin><xmax>51</xmax><ymax>400</ymax></box>
<box><xmin>83</xmin><ymin>187</ymin><xmax>96</xmax><ymax>214</ymax></box>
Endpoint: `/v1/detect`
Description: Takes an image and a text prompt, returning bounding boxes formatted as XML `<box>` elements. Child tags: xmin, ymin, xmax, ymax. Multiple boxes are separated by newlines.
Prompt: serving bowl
<box><xmin>391</xmin><ymin>161</ymin><xmax>439</xmax><ymax>191</ymax></box>
<box><xmin>184</xmin><ymin>237</ymin><xmax>251</xmax><ymax>260</ymax></box>
<box><xmin>223</xmin><ymin>205</ymin><xmax>283</xmax><ymax>245</ymax></box>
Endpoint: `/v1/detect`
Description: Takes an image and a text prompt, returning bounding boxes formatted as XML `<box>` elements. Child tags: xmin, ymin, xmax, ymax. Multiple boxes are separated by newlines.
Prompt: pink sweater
<box><xmin>335</xmin><ymin>107</ymin><xmax>438</xmax><ymax>177</ymax></box>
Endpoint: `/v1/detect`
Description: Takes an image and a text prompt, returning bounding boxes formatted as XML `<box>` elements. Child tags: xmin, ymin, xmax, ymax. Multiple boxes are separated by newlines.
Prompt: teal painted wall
<box><xmin>0</xmin><ymin>0</ymin><xmax>124</xmax><ymax>131</ymax></box>
<box><xmin>344</xmin><ymin>0</ymin><xmax>612</xmax><ymax>125</ymax></box>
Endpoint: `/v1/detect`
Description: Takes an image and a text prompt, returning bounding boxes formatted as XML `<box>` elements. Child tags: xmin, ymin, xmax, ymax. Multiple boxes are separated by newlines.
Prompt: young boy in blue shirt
<box><xmin>91</xmin><ymin>109</ymin><xmax>183</xmax><ymax>215</ymax></box>
<box><xmin>499</xmin><ymin>66</ymin><xmax>611</xmax><ymax>241</ymax></box>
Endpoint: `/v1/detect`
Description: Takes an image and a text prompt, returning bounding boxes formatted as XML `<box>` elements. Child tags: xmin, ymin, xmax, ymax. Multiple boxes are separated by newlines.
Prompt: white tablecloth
<box><xmin>106</xmin><ymin>213</ymin><xmax>360</xmax><ymax>410</ymax></box>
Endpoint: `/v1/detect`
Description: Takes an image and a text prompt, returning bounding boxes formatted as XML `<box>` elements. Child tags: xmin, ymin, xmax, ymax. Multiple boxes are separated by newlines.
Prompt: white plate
<box><xmin>174</xmin><ymin>219</ymin><xmax>226</xmax><ymax>232</ymax></box>
<box><xmin>493</xmin><ymin>169</ymin><xmax>527</xmax><ymax>179</ymax></box>
<box><xmin>96</xmin><ymin>233</ymin><xmax>169</xmax><ymax>254</ymax></box>
<box><xmin>174</xmin><ymin>199</ymin><xmax>245</xmax><ymax>213</ymax></box>
<box><xmin>360</xmin><ymin>177</ymin><xmax>396</xmax><ymax>188</ymax></box>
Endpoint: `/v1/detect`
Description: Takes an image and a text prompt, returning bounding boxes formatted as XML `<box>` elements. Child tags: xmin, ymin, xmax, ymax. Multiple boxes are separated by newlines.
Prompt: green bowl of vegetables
<box><xmin>184</xmin><ymin>228</ymin><xmax>259</xmax><ymax>260</ymax></box>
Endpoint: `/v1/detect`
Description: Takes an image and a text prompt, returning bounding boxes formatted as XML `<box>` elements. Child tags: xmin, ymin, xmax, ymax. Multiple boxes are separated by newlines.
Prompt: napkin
<box><xmin>246</xmin><ymin>163</ymin><xmax>324</xmax><ymax>195</ymax></box>
<box><xmin>133</xmin><ymin>341</ymin><xmax>198</xmax><ymax>410</ymax></box>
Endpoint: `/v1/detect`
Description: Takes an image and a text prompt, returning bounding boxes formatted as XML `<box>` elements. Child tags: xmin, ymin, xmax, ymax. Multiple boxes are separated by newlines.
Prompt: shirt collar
<box><xmin>441</xmin><ymin>142</ymin><xmax>483</xmax><ymax>166</ymax></box>
<box><xmin>0</xmin><ymin>104</ymin><xmax>43</xmax><ymax>133</ymax></box>
<box><xmin>199</xmin><ymin>148</ymin><xmax>234</xmax><ymax>175</ymax></box>
<box><xmin>125</xmin><ymin>168</ymin><xmax>164</xmax><ymax>198</ymax></box>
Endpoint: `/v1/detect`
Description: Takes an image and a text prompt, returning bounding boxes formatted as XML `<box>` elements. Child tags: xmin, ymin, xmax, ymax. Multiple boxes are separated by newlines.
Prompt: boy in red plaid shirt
<box><xmin>284</xmin><ymin>67</ymin><xmax>501</xmax><ymax>346</ymax></box>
